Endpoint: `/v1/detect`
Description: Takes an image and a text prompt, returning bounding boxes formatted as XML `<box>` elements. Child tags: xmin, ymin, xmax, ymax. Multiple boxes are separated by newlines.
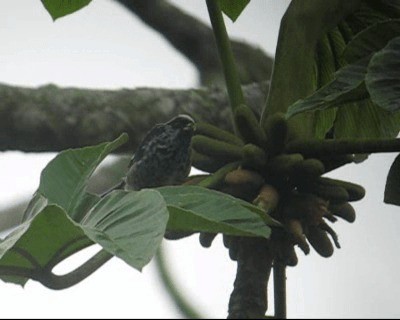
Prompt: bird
<box><xmin>124</xmin><ymin>114</ymin><xmax>195</xmax><ymax>190</ymax></box>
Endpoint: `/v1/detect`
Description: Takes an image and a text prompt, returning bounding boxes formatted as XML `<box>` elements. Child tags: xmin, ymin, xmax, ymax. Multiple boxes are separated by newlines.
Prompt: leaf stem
<box><xmin>286</xmin><ymin>138</ymin><xmax>400</xmax><ymax>156</ymax></box>
<box><xmin>206</xmin><ymin>0</ymin><xmax>245</xmax><ymax>115</ymax></box>
<box><xmin>197</xmin><ymin>161</ymin><xmax>240</xmax><ymax>189</ymax></box>
<box><xmin>154</xmin><ymin>245</ymin><xmax>203</xmax><ymax>319</ymax></box>
<box><xmin>36</xmin><ymin>249</ymin><xmax>113</xmax><ymax>290</ymax></box>
<box><xmin>0</xmin><ymin>249</ymin><xmax>113</xmax><ymax>290</ymax></box>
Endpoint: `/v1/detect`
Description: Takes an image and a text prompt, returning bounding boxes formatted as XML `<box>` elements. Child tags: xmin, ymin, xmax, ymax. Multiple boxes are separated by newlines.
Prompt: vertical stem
<box><xmin>273</xmin><ymin>260</ymin><xmax>287</xmax><ymax>319</ymax></box>
<box><xmin>228</xmin><ymin>238</ymin><xmax>273</xmax><ymax>319</ymax></box>
<box><xmin>206</xmin><ymin>0</ymin><xmax>245</xmax><ymax>114</ymax></box>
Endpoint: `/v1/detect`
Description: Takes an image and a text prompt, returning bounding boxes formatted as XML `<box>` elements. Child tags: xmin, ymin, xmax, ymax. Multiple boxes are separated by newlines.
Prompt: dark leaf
<box><xmin>41</xmin><ymin>0</ymin><xmax>92</xmax><ymax>20</ymax></box>
<box><xmin>366</xmin><ymin>36</ymin><xmax>400</xmax><ymax>112</ymax></box>
<box><xmin>343</xmin><ymin>19</ymin><xmax>400</xmax><ymax>63</ymax></box>
<box><xmin>218</xmin><ymin>0</ymin><xmax>250</xmax><ymax>22</ymax></box>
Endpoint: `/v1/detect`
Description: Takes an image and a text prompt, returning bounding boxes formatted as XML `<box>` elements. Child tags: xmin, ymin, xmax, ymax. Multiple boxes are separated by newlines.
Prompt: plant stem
<box><xmin>197</xmin><ymin>161</ymin><xmax>240</xmax><ymax>189</ymax></box>
<box><xmin>286</xmin><ymin>138</ymin><xmax>400</xmax><ymax>156</ymax></box>
<box><xmin>36</xmin><ymin>249</ymin><xmax>113</xmax><ymax>290</ymax></box>
<box><xmin>273</xmin><ymin>260</ymin><xmax>287</xmax><ymax>319</ymax></box>
<box><xmin>228</xmin><ymin>238</ymin><xmax>273</xmax><ymax>319</ymax></box>
<box><xmin>206</xmin><ymin>0</ymin><xmax>245</xmax><ymax>114</ymax></box>
<box><xmin>0</xmin><ymin>249</ymin><xmax>113</xmax><ymax>290</ymax></box>
<box><xmin>154</xmin><ymin>245</ymin><xmax>203</xmax><ymax>319</ymax></box>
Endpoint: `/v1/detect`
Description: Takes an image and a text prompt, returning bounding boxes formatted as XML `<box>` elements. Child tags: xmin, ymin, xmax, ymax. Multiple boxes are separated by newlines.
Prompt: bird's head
<box><xmin>167</xmin><ymin>114</ymin><xmax>195</xmax><ymax>134</ymax></box>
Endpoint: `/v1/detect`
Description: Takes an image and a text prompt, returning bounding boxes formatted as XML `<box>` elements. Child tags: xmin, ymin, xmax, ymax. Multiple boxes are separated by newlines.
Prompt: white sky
<box><xmin>0</xmin><ymin>0</ymin><xmax>399</xmax><ymax>318</ymax></box>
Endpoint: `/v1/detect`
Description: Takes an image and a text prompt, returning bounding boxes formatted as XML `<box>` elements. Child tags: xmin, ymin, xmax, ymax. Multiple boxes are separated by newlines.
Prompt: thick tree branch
<box><xmin>0</xmin><ymin>82</ymin><xmax>268</xmax><ymax>153</ymax></box>
<box><xmin>228</xmin><ymin>238</ymin><xmax>273</xmax><ymax>319</ymax></box>
<box><xmin>114</xmin><ymin>0</ymin><xmax>273</xmax><ymax>85</ymax></box>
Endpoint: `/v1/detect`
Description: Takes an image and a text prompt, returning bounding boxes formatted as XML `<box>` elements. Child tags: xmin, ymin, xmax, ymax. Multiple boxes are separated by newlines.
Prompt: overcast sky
<box><xmin>0</xmin><ymin>0</ymin><xmax>399</xmax><ymax>318</ymax></box>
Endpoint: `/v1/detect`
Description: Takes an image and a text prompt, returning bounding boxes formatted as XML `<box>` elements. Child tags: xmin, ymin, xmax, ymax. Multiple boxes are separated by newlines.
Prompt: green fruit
<box><xmin>223</xmin><ymin>168</ymin><xmax>264</xmax><ymax>201</ymax></box>
<box><xmin>192</xmin><ymin>135</ymin><xmax>243</xmax><ymax>162</ymax></box>
<box><xmin>242</xmin><ymin>143</ymin><xmax>267</xmax><ymax>169</ymax></box>
<box><xmin>329</xmin><ymin>202</ymin><xmax>356</xmax><ymax>223</ymax></box>
<box><xmin>290</xmin><ymin>158</ymin><xmax>325</xmax><ymax>183</ymax></box>
<box><xmin>306</xmin><ymin>226</ymin><xmax>334</xmax><ymax>258</ymax></box>
<box><xmin>265</xmin><ymin>153</ymin><xmax>304</xmax><ymax>178</ymax></box>
<box><xmin>191</xmin><ymin>150</ymin><xmax>228</xmax><ymax>173</ymax></box>
<box><xmin>306</xmin><ymin>177</ymin><xmax>350</xmax><ymax>203</ymax></box>
<box><xmin>253</xmin><ymin>184</ymin><xmax>280</xmax><ymax>214</ymax></box>
<box><xmin>330</xmin><ymin>179</ymin><xmax>365</xmax><ymax>201</ymax></box>
<box><xmin>234</xmin><ymin>104</ymin><xmax>266</xmax><ymax>147</ymax></box>
<box><xmin>263</xmin><ymin>112</ymin><xmax>288</xmax><ymax>156</ymax></box>
<box><xmin>195</xmin><ymin>122</ymin><xmax>244</xmax><ymax>146</ymax></box>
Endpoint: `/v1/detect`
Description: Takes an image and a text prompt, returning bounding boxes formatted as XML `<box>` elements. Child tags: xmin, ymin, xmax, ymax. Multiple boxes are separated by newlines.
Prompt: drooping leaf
<box><xmin>158</xmin><ymin>186</ymin><xmax>279</xmax><ymax>239</ymax></box>
<box><xmin>41</xmin><ymin>0</ymin><xmax>92</xmax><ymax>21</ymax></box>
<box><xmin>334</xmin><ymin>99</ymin><xmax>400</xmax><ymax>139</ymax></box>
<box><xmin>264</xmin><ymin>0</ymin><xmax>400</xmax><ymax>140</ymax></box>
<box><xmin>366</xmin><ymin>36</ymin><xmax>400</xmax><ymax>112</ymax></box>
<box><xmin>385</xmin><ymin>154</ymin><xmax>400</xmax><ymax>205</ymax></box>
<box><xmin>286</xmin><ymin>58</ymin><xmax>369</xmax><ymax>118</ymax></box>
<box><xmin>0</xmin><ymin>188</ymin><xmax>169</xmax><ymax>286</ymax></box>
<box><xmin>81</xmin><ymin>190</ymin><xmax>168</xmax><ymax>270</ymax></box>
<box><xmin>30</xmin><ymin>133</ymin><xmax>128</xmax><ymax>221</ymax></box>
<box><xmin>218</xmin><ymin>0</ymin><xmax>250</xmax><ymax>22</ymax></box>
<box><xmin>0</xmin><ymin>132</ymin><xmax>175</xmax><ymax>287</ymax></box>
<box><xmin>343</xmin><ymin>19</ymin><xmax>400</xmax><ymax>63</ymax></box>
<box><xmin>0</xmin><ymin>205</ymin><xmax>92</xmax><ymax>286</ymax></box>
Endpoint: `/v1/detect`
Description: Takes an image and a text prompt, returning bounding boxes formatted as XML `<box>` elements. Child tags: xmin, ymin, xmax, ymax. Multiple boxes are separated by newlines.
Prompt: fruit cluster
<box><xmin>190</xmin><ymin>106</ymin><xmax>365</xmax><ymax>265</ymax></box>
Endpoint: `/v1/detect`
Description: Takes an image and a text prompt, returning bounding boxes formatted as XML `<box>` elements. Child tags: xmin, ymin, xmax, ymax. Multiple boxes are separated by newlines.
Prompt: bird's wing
<box><xmin>128</xmin><ymin>124</ymin><xmax>166</xmax><ymax>167</ymax></box>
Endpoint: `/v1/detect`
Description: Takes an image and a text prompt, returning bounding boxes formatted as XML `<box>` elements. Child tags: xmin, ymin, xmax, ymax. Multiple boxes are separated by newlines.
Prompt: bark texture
<box><xmin>0</xmin><ymin>82</ymin><xmax>268</xmax><ymax>153</ymax></box>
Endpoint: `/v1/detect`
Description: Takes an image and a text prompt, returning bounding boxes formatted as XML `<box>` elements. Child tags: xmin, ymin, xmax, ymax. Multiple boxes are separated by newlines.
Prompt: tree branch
<box><xmin>114</xmin><ymin>0</ymin><xmax>273</xmax><ymax>85</ymax></box>
<box><xmin>228</xmin><ymin>238</ymin><xmax>273</xmax><ymax>319</ymax></box>
<box><xmin>0</xmin><ymin>82</ymin><xmax>268</xmax><ymax>153</ymax></box>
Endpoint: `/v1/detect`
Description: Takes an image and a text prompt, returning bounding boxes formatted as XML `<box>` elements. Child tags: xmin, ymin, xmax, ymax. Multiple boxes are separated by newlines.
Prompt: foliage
<box><xmin>41</xmin><ymin>0</ymin><xmax>92</xmax><ymax>20</ymax></box>
<box><xmin>0</xmin><ymin>134</ymin><xmax>273</xmax><ymax>288</ymax></box>
<box><xmin>3</xmin><ymin>0</ymin><xmax>400</xmax><ymax>318</ymax></box>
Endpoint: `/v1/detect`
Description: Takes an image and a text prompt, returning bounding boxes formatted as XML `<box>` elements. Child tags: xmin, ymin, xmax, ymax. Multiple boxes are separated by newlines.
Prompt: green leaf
<box><xmin>334</xmin><ymin>99</ymin><xmax>400</xmax><ymax>139</ymax></box>
<box><xmin>366</xmin><ymin>36</ymin><xmax>400</xmax><ymax>112</ymax></box>
<box><xmin>0</xmin><ymin>189</ymin><xmax>169</xmax><ymax>286</ymax></box>
<box><xmin>0</xmin><ymin>205</ymin><xmax>92</xmax><ymax>286</ymax></box>
<box><xmin>158</xmin><ymin>186</ymin><xmax>277</xmax><ymax>238</ymax></box>
<box><xmin>31</xmin><ymin>133</ymin><xmax>128</xmax><ymax>221</ymax></box>
<box><xmin>0</xmin><ymin>133</ymin><xmax>174</xmax><ymax>286</ymax></box>
<box><xmin>81</xmin><ymin>190</ymin><xmax>168</xmax><ymax>270</ymax></box>
<box><xmin>343</xmin><ymin>19</ymin><xmax>400</xmax><ymax>63</ymax></box>
<box><xmin>41</xmin><ymin>0</ymin><xmax>92</xmax><ymax>20</ymax></box>
<box><xmin>218</xmin><ymin>0</ymin><xmax>250</xmax><ymax>22</ymax></box>
<box><xmin>286</xmin><ymin>58</ymin><xmax>369</xmax><ymax>118</ymax></box>
<box><xmin>385</xmin><ymin>154</ymin><xmax>400</xmax><ymax>205</ymax></box>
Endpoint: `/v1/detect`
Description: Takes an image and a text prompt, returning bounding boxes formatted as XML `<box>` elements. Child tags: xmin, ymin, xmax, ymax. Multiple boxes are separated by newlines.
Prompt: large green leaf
<box><xmin>0</xmin><ymin>134</ymin><xmax>172</xmax><ymax>287</ymax></box>
<box><xmin>366</xmin><ymin>36</ymin><xmax>400</xmax><ymax>112</ymax></box>
<box><xmin>286</xmin><ymin>59</ymin><xmax>369</xmax><ymax>118</ymax></box>
<box><xmin>81</xmin><ymin>190</ymin><xmax>168</xmax><ymax>270</ymax></box>
<box><xmin>343</xmin><ymin>19</ymin><xmax>400</xmax><ymax>63</ymax></box>
<box><xmin>218</xmin><ymin>0</ymin><xmax>250</xmax><ymax>22</ymax></box>
<box><xmin>41</xmin><ymin>0</ymin><xmax>92</xmax><ymax>21</ymax></box>
<box><xmin>264</xmin><ymin>1</ymin><xmax>400</xmax><ymax>140</ymax></box>
<box><xmin>334</xmin><ymin>99</ymin><xmax>400</xmax><ymax>139</ymax></box>
<box><xmin>30</xmin><ymin>133</ymin><xmax>128</xmax><ymax>221</ymax></box>
<box><xmin>0</xmin><ymin>188</ymin><xmax>169</xmax><ymax>286</ymax></box>
<box><xmin>158</xmin><ymin>186</ymin><xmax>278</xmax><ymax>239</ymax></box>
<box><xmin>0</xmin><ymin>205</ymin><xmax>91</xmax><ymax>286</ymax></box>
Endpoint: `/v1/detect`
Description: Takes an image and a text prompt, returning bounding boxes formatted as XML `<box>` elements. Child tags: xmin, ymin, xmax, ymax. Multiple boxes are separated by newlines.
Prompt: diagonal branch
<box><xmin>114</xmin><ymin>0</ymin><xmax>273</xmax><ymax>85</ymax></box>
